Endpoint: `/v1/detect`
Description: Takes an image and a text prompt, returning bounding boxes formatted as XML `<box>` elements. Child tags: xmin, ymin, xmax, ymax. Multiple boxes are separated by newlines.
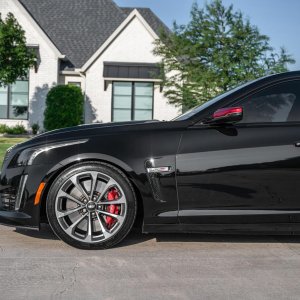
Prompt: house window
<box><xmin>112</xmin><ymin>82</ymin><xmax>153</xmax><ymax>122</ymax></box>
<box><xmin>0</xmin><ymin>79</ymin><xmax>29</xmax><ymax>120</ymax></box>
<box><xmin>68</xmin><ymin>82</ymin><xmax>81</xmax><ymax>88</ymax></box>
<box><xmin>0</xmin><ymin>86</ymin><xmax>8</xmax><ymax>119</ymax></box>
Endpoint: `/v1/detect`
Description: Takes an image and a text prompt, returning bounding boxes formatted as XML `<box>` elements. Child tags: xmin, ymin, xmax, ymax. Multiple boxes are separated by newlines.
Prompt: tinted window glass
<box><xmin>173</xmin><ymin>79</ymin><xmax>256</xmax><ymax>121</ymax></box>
<box><xmin>238</xmin><ymin>80</ymin><xmax>300</xmax><ymax>123</ymax></box>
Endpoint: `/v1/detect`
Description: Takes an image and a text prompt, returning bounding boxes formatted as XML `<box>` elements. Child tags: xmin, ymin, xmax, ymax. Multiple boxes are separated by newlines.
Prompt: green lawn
<box><xmin>0</xmin><ymin>137</ymin><xmax>28</xmax><ymax>166</ymax></box>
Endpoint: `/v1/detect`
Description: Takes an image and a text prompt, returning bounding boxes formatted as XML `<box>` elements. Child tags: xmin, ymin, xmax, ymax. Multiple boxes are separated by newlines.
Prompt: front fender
<box><xmin>35</xmin><ymin>152</ymin><xmax>151</xmax><ymax>226</ymax></box>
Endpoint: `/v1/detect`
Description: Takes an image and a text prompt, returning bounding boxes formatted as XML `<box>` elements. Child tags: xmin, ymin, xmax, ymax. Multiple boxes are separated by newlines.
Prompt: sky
<box><xmin>115</xmin><ymin>0</ymin><xmax>300</xmax><ymax>71</ymax></box>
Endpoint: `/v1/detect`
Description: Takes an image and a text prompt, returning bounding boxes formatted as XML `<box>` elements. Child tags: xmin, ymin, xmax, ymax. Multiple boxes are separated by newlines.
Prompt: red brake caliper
<box><xmin>105</xmin><ymin>188</ymin><xmax>120</xmax><ymax>229</ymax></box>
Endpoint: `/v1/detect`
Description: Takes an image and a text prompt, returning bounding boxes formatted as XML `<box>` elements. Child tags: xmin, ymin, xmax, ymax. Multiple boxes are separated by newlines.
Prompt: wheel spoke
<box><xmin>96</xmin><ymin>213</ymin><xmax>112</xmax><ymax>239</ymax></box>
<box><xmin>97</xmin><ymin>209</ymin><xmax>124</xmax><ymax>223</ymax></box>
<box><xmin>89</xmin><ymin>172</ymin><xmax>99</xmax><ymax>200</ymax></box>
<box><xmin>57</xmin><ymin>206</ymin><xmax>82</xmax><ymax>218</ymax></box>
<box><xmin>83</xmin><ymin>213</ymin><xmax>93</xmax><ymax>242</ymax></box>
<box><xmin>70</xmin><ymin>176</ymin><xmax>89</xmax><ymax>200</ymax></box>
<box><xmin>65</xmin><ymin>213</ymin><xmax>88</xmax><ymax>235</ymax></box>
<box><xmin>95</xmin><ymin>178</ymin><xmax>117</xmax><ymax>203</ymax></box>
<box><xmin>57</xmin><ymin>190</ymin><xmax>84</xmax><ymax>207</ymax></box>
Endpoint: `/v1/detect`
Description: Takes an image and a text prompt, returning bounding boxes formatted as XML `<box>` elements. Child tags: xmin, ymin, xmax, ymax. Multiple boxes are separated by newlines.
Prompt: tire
<box><xmin>46</xmin><ymin>162</ymin><xmax>137</xmax><ymax>249</ymax></box>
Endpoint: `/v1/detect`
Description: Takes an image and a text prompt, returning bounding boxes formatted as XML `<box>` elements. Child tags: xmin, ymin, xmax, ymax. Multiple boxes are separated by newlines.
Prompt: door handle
<box><xmin>295</xmin><ymin>142</ymin><xmax>300</xmax><ymax>147</ymax></box>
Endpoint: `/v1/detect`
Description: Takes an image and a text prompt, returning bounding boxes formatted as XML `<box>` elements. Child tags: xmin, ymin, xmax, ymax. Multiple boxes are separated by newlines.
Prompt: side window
<box><xmin>238</xmin><ymin>80</ymin><xmax>300</xmax><ymax>124</ymax></box>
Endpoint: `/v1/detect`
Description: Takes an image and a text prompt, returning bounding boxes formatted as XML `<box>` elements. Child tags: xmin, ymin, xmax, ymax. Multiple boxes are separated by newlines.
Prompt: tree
<box><xmin>44</xmin><ymin>85</ymin><xmax>84</xmax><ymax>131</ymax></box>
<box><xmin>0</xmin><ymin>13</ymin><xmax>35</xmax><ymax>86</ymax></box>
<box><xmin>154</xmin><ymin>0</ymin><xmax>295</xmax><ymax>109</ymax></box>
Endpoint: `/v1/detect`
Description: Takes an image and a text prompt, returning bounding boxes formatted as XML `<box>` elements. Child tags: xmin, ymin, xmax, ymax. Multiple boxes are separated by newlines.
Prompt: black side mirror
<box><xmin>206</xmin><ymin>107</ymin><xmax>243</xmax><ymax>124</ymax></box>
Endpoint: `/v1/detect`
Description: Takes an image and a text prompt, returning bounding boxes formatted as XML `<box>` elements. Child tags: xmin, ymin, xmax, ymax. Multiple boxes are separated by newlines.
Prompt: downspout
<box><xmin>79</xmin><ymin>71</ymin><xmax>87</xmax><ymax>124</ymax></box>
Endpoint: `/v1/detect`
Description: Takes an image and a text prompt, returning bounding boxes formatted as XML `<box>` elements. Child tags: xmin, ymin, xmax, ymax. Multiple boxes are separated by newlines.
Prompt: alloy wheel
<box><xmin>54</xmin><ymin>171</ymin><xmax>127</xmax><ymax>243</ymax></box>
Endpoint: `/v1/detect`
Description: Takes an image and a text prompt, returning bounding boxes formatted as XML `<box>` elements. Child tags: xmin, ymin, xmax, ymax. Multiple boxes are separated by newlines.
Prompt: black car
<box><xmin>1</xmin><ymin>71</ymin><xmax>300</xmax><ymax>249</ymax></box>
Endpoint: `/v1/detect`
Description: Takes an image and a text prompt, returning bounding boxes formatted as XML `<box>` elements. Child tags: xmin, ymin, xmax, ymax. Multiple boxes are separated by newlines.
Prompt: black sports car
<box><xmin>1</xmin><ymin>71</ymin><xmax>300</xmax><ymax>249</ymax></box>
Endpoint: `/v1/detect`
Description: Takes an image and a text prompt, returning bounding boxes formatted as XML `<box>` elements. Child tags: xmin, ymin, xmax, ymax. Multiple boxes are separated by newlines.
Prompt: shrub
<box><xmin>44</xmin><ymin>85</ymin><xmax>84</xmax><ymax>131</ymax></box>
<box><xmin>0</xmin><ymin>124</ymin><xmax>8</xmax><ymax>133</ymax></box>
<box><xmin>0</xmin><ymin>124</ymin><xmax>27</xmax><ymax>134</ymax></box>
<box><xmin>31</xmin><ymin>123</ymin><xmax>40</xmax><ymax>135</ymax></box>
<box><xmin>5</xmin><ymin>124</ymin><xmax>27</xmax><ymax>134</ymax></box>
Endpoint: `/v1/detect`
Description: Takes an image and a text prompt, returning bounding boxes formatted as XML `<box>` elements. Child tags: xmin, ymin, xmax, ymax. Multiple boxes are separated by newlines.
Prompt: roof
<box><xmin>18</xmin><ymin>0</ymin><xmax>169</xmax><ymax>69</ymax></box>
<box><xmin>121</xmin><ymin>7</ymin><xmax>170</xmax><ymax>36</ymax></box>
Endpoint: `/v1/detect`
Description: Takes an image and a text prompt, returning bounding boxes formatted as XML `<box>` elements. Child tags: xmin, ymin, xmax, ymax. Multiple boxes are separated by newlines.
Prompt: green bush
<box><xmin>0</xmin><ymin>124</ymin><xmax>8</xmax><ymax>133</ymax></box>
<box><xmin>0</xmin><ymin>124</ymin><xmax>27</xmax><ymax>134</ymax></box>
<box><xmin>5</xmin><ymin>124</ymin><xmax>27</xmax><ymax>134</ymax></box>
<box><xmin>44</xmin><ymin>85</ymin><xmax>84</xmax><ymax>131</ymax></box>
<box><xmin>31</xmin><ymin>123</ymin><xmax>40</xmax><ymax>135</ymax></box>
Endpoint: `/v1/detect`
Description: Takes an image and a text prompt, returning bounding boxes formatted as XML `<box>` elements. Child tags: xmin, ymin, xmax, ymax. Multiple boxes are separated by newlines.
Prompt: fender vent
<box><xmin>146</xmin><ymin>172</ymin><xmax>164</xmax><ymax>202</ymax></box>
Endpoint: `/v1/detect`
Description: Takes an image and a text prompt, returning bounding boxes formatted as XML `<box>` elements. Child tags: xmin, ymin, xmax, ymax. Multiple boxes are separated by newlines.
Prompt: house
<box><xmin>0</xmin><ymin>0</ymin><xmax>180</xmax><ymax>130</ymax></box>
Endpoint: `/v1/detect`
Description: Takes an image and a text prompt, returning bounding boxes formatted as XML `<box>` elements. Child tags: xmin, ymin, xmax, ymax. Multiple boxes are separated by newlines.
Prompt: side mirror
<box><xmin>207</xmin><ymin>107</ymin><xmax>243</xmax><ymax>124</ymax></box>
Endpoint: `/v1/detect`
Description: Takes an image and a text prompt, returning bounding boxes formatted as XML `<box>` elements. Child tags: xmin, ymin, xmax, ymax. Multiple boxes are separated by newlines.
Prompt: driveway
<box><xmin>0</xmin><ymin>224</ymin><xmax>300</xmax><ymax>299</ymax></box>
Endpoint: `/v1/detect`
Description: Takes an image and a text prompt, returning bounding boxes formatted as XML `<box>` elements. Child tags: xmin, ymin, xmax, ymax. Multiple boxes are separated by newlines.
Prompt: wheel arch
<box><xmin>39</xmin><ymin>153</ymin><xmax>145</xmax><ymax>226</ymax></box>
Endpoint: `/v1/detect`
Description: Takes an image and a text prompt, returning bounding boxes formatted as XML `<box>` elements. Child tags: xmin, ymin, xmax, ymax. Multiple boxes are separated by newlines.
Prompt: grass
<box><xmin>0</xmin><ymin>137</ymin><xmax>28</xmax><ymax>166</ymax></box>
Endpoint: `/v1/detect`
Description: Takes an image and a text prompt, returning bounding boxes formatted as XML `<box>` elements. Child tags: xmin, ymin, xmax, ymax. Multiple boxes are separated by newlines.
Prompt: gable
<box><xmin>101</xmin><ymin>16</ymin><xmax>160</xmax><ymax>63</ymax></box>
<box><xmin>121</xmin><ymin>7</ymin><xmax>170</xmax><ymax>36</ymax></box>
<box><xmin>82</xmin><ymin>9</ymin><xmax>164</xmax><ymax>72</ymax></box>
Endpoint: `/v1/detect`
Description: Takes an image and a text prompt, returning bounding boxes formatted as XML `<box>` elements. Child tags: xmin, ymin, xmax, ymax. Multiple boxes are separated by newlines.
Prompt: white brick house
<box><xmin>0</xmin><ymin>0</ymin><xmax>180</xmax><ymax>130</ymax></box>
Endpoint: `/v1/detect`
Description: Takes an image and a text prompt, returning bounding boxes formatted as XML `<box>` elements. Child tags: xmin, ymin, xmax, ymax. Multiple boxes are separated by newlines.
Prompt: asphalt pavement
<box><xmin>0</xmin><ymin>224</ymin><xmax>300</xmax><ymax>300</ymax></box>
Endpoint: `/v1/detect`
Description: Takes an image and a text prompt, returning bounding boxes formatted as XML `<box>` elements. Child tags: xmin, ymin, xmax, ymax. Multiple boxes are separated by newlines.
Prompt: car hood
<box><xmin>38</xmin><ymin>120</ymin><xmax>158</xmax><ymax>138</ymax></box>
<box><xmin>11</xmin><ymin>118</ymin><xmax>188</xmax><ymax>153</ymax></box>
<box><xmin>16</xmin><ymin>120</ymin><xmax>163</xmax><ymax>149</ymax></box>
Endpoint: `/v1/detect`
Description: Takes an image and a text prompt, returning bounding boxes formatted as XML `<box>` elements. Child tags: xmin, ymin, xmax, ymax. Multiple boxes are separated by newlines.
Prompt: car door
<box><xmin>176</xmin><ymin>79</ymin><xmax>300</xmax><ymax>225</ymax></box>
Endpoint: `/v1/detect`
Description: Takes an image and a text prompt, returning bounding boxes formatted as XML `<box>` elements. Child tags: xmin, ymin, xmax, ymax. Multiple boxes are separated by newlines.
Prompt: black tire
<box><xmin>46</xmin><ymin>162</ymin><xmax>137</xmax><ymax>249</ymax></box>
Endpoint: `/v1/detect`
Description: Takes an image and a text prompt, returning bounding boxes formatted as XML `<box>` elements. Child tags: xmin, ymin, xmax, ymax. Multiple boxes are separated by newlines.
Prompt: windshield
<box><xmin>173</xmin><ymin>80</ymin><xmax>255</xmax><ymax>121</ymax></box>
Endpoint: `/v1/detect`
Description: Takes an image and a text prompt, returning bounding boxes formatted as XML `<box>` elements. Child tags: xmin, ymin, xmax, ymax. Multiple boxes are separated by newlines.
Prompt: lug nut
<box><xmin>82</xmin><ymin>208</ymin><xmax>87</xmax><ymax>213</ymax></box>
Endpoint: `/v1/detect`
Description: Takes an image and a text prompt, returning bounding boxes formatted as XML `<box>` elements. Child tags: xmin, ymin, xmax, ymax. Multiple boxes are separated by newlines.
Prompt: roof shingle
<box><xmin>18</xmin><ymin>0</ymin><xmax>169</xmax><ymax>68</ymax></box>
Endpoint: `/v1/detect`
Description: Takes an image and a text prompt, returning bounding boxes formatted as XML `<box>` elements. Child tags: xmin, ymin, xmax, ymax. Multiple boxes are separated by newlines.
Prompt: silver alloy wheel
<box><xmin>55</xmin><ymin>171</ymin><xmax>127</xmax><ymax>243</ymax></box>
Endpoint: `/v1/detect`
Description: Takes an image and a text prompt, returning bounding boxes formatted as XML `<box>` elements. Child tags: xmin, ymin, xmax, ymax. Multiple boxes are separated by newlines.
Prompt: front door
<box><xmin>177</xmin><ymin>79</ymin><xmax>300</xmax><ymax>226</ymax></box>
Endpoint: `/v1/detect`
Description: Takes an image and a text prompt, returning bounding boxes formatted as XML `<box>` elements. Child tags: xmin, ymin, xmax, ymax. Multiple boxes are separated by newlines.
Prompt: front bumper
<box><xmin>0</xmin><ymin>209</ymin><xmax>32</xmax><ymax>227</ymax></box>
<box><xmin>0</xmin><ymin>170</ymin><xmax>36</xmax><ymax>228</ymax></box>
<box><xmin>0</xmin><ymin>164</ymin><xmax>48</xmax><ymax>229</ymax></box>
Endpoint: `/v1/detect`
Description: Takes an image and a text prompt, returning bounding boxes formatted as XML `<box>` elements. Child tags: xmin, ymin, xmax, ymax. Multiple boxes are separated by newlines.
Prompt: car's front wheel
<box><xmin>46</xmin><ymin>162</ymin><xmax>137</xmax><ymax>249</ymax></box>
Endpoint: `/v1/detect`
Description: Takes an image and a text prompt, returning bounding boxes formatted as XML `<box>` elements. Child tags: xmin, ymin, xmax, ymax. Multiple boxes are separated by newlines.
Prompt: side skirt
<box><xmin>143</xmin><ymin>223</ymin><xmax>300</xmax><ymax>235</ymax></box>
